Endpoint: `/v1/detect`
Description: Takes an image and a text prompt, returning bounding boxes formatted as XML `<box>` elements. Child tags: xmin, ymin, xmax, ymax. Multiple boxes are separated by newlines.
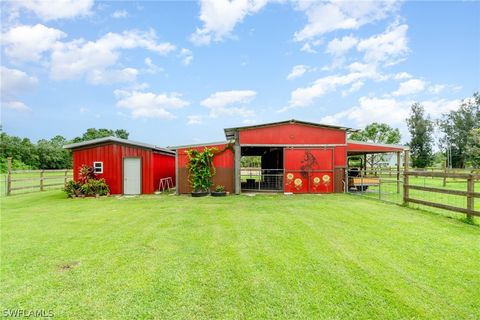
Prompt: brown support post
<box><xmin>443</xmin><ymin>161</ymin><xmax>447</xmax><ymax>187</ymax></box>
<box><xmin>467</xmin><ymin>174</ymin><xmax>474</xmax><ymax>220</ymax></box>
<box><xmin>403</xmin><ymin>150</ymin><xmax>410</xmax><ymax>205</ymax></box>
<box><xmin>7</xmin><ymin>157</ymin><xmax>12</xmax><ymax>196</ymax></box>
<box><xmin>363</xmin><ymin>153</ymin><xmax>367</xmax><ymax>177</ymax></box>
<box><xmin>40</xmin><ymin>170</ymin><xmax>44</xmax><ymax>191</ymax></box>
<box><xmin>396</xmin><ymin>152</ymin><xmax>400</xmax><ymax>193</ymax></box>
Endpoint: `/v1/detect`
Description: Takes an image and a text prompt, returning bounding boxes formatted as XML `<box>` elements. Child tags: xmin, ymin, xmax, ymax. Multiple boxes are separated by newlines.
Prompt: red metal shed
<box><xmin>172</xmin><ymin>119</ymin><xmax>408</xmax><ymax>195</ymax></box>
<box><xmin>64</xmin><ymin>137</ymin><xmax>175</xmax><ymax>195</ymax></box>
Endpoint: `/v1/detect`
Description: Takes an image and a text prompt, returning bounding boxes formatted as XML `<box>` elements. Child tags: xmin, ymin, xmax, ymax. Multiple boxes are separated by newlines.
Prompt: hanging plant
<box><xmin>185</xmin><ymin>147</ymin><xmax>217</xmax><ymax>196</ymax></box>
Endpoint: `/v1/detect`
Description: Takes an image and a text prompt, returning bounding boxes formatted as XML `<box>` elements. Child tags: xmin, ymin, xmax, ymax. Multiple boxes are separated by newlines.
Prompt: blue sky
<box><xmin>1</xmin><ymin>0</ymin><xmax>479</xmax><ymax>147</ymax></box>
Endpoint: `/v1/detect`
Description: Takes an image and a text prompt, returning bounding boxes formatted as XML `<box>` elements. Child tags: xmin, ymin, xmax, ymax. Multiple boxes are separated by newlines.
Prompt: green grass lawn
<box><xmin>1</xmin><ymin>191</ymin><xmax>479</xmax><ymax>319</ymax></box>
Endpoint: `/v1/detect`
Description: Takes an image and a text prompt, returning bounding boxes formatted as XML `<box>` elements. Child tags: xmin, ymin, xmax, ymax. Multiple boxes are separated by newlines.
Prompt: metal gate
<box><xmin>284</xmin><ymin>148</ymin><xmax>334</xmax><ymax>193</ymax></box>
<box><xmin>347</xmin><ymin>169</ymin><xmax>403</xmax><ymax>204</ymax></box>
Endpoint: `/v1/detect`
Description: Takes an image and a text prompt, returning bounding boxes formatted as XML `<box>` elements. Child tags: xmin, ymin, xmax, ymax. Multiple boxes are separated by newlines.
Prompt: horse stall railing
<box><xmin>403</xmin><ymin>171</ymin><xmax>480</xmax><ymax>220</ymax></box>
<box><xmin>240</xmin><ymin>168</ymin><xmax>284</xmax><ymax>192</ymax></box>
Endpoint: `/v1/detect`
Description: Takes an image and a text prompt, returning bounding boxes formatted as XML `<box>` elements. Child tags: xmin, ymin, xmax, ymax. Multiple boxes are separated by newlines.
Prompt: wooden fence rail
<box><xmin>403</xmin><ymin>170</ymin><xmax>480</xmax><ymax>219</ymax></box>
<box><xmin>5</xmin><ymin>157</ymin><xmax>72</xmax><ymax>196</ymax></box>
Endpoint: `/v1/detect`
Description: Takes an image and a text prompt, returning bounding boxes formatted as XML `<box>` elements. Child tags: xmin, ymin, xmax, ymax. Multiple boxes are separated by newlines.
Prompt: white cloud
<box><xmin>112</xmin><ymin>9</ymin><xmax>128</xmax><ymax>18</ymax></box>
<box><xmin>341</xmin><ymin>80</ymin><xmax>364</xmax><ymax>96</ymax></box>
<box><xmin>190</xmin><ymin>0</ymin><xmax>271</xmax><ymax>45</ymax></box>
<box><xmin>50</xmin><ymin>29</ymin><xmax>175</xmax><ymax>81</ymax></box>
<box><xmin>11</xmin><ymin>0</ymin><xmax>94</xmax><ymax>21</ymax></box>
<box><xmin>0</xmin><ymin>66</ymin><xmax>38</xmax><ymax>112</ymax></box>
<box><xmin>294</xmin><ymin>0</ymin><xmax>399</xmax><ymax>41</ymax></box>
<box><xmin>0</xmin><ymin>66</ymin><xmax>38</xmax><ymax>96</ymax></box>
<box><xmin>428</xmin><ymin>84</ymin><xmax>446</xmax><ymax>95</ymax></box>
<box><xmin>200</xmin><ymin>90</ymin><xmax>256</xmax><ymax>118</ymax></box>
<box><xmin>87</xmin><ymin>68</ymin><xmax>138</xmax><ymax>85</ymax></box>
<box><xmin>393</xmin><ymin>72</ymin><xmax>412</xmax><ymax>80</ymax></box>
<box><xmin>357</xmin><ymin>22</ymin><xmax>409</xmax><ymax>65</ymax></box>
<box><xmin>326</xmin><ymin>35</ymin><xmax>358</xmax><ymax>57</ymax></box>
<box><xmin>392</xmin><ymin>79</ymin><xmax>426</xmax><ymax>96</ymax></box>
<box><xmin>286</xmin><ymin>63</ymin><xmax>383</xmax><ymax>109</ymax></box>
<box><xmin>300</xmin><ymin>43</ymin><xmax>317</xmax><ymax>53</ymax></box>
<box><xmin>287</xmin><ymin>65</ymin><xmax>309</xmax><ymax>80</ymax></box>
<box><xmin>1</xmin><ymin>24</ymin><xmax>66</xmax><ymax>62</ymax></box>
<box><xmin>179</xmin><ymin>48</ymin><xmax>193</xmax><ymax>66</ymax></box>
<box><xmin>187</xmin><ymin>115</ymin><xmax>204</xmax><ymax>125</ymax></box>
<box><xmin>114</xmin><ymin>89</ymin><xmax>189</xmax><ymax>119</ymax></box>
<box><xmin>320</xmin><ymin>96</ymin><xmax>460</xmax><ymax>137</ymax></box>
<box><xmin>321</xmin><ymin>96</ymin><xmax>410</xmax><ymax>129</ymax></box>
<box><xmin>422</xmin><ymin>99</ymin><xmax>460</xmax><ymax>115</ymax></box>
<box><xmin>2</xmin><ymin>101</ymin><xmax>32</xmax><ymax>112</ymax></box>
<box><xmin>143</xmin><ymin>57</ymin><xmax>164</xmax><ymax>75</ymax></box>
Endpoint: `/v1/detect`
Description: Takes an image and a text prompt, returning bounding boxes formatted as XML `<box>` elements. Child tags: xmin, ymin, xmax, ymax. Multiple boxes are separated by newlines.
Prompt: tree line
<box><xmin>1</xmin><ymin>93</ymin><xmax>478</xmax><ymax>171</ymax></box>
<box><xmin>0</xmin><ymin>128</ymin><xmax>129</xmax><ymax>172</ymax></box>
<box><xmin>350</xmin><ymin>92</ymin><xmax>479</xmax><ymax>168</ymax></box>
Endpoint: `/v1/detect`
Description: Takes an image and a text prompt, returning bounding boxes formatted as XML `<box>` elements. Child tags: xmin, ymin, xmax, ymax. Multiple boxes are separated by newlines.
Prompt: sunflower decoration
<box><xmin>294</xmin><ymin>178</ymin><xmax>303</xmax><ymax>190</ymax></box>
<box><xmin>322</xmin><ymin>174</ymin><xmax>331</xmax><ymax>186</ymax></box>
<box><xmin>313</xmin><ymin>176</ymin><xmax>321</xmax><ymax>187</ymax></box>
<box><xmin>286</xmin><ymin>173</ymin><xmax>294</xmax><ymax>183</ymax></box>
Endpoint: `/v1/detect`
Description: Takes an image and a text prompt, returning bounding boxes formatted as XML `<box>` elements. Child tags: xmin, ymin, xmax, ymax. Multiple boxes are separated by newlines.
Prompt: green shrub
<box><xmin>64</xmin><ymin>180</ymin><xmax>82</xmax><ymax>198</ymax></box>
<box><xmin>80</xmin><ymin>178</ymin><xmax>109</xmax><ymax>196</ymax></box>
<box><xmin>215</xmin><ymin>185</ymin><xmax>225</xmax><ymax>192</ymax></box>
<box><xmin>63</xmin><ymin>164</ymin><xmax>109</xmax><ymax>198</ymax></box>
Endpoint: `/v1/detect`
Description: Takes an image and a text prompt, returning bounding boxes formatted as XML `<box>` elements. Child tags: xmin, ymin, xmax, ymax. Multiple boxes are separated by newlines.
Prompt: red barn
<box><xmin>172</xmin><ymin>120</ymin><xmax>407</xmax><ymax>195</ymax></box>
<box><xmin>64</xmin><ymin>137</ymin><xmax>175</xmax><ymax>195</ymax></box>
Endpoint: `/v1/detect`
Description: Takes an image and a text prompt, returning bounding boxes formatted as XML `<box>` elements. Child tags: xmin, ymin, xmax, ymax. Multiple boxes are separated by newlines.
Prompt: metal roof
<box><xmin>347</xmin><ymin>140</ymin><xmax>409</xmax><ymax>150</ymax></box>
<box><xmin>224</xmin><ymin>119</ymin><xmax>352</xmax><ymax>140</ymax></box>
<box><xmin>63</xmin><ymin>136</ymin><xmax>175</xmax><ymax>154</ymax></box>
<box><xmin>168</xmin><ymin>140</ymin><xmax>233</xmax><ymax>150</ymax></box>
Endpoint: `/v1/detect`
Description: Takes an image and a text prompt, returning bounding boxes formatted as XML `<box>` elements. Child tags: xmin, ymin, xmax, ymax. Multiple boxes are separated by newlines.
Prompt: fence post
<box><xmin>64</xmin><ymin>169</ymin><xmax>68</xmax><ymax>185</ymax></box>
<box><xmin>7</xmin><ymin>157</ymin><xmax>12</xmax><ymax>196</ymax></box>
<box><xmin>403</xmin><ymin>150</ymin><xmax>410</xmax><ymax>205</ymax></box>
<box><xmin>40</xmin><ymin>170</ymin><xmax>44</xmax><ymax>191</ymax></box>
<box><xmin>467</xmin><ymin>174</ymin><xmax>474</xmax><ymax>220</ymax></box>
<box><xmin>396</xmin><ymin>152</ymin><xmax>400</xmax><ymax>193</ymax></box>
<box><xmin>443</xmin><ymin>161</ymin><xmax>447</xmax><ymax>187</ymax></box>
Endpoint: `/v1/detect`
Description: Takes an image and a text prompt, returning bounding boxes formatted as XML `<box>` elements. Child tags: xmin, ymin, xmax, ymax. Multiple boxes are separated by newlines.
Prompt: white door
<box><xmin>123</xmin><ymin>158</ymin><xmax>141</xmax><ymax>195</ymax></box>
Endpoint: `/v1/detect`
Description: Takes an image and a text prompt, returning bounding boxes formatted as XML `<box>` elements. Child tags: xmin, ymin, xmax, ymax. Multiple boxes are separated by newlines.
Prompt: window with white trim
<box><xmin>93</xmin><ymin>161</ymin><xmax>103</xmax><ymax>174</ymax></box>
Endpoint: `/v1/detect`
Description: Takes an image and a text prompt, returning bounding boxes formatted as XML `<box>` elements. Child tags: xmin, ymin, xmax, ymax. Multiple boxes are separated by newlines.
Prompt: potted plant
<box><xmin>186</xmin><ymin>147</ymin><xmax>217</xmax><ymax>197</ymax></box>
<box><xmin>211</xmin><ymin>185</ymin><xmax>226</xmax><ymax>197</ymax></box>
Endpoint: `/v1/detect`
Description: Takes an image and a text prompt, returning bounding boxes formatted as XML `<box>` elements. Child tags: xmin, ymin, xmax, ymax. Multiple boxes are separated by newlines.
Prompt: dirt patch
<box><xmin>58</xmin><ymin>261</ymin><xmax>80</xmax><ymax>271</ymax></box>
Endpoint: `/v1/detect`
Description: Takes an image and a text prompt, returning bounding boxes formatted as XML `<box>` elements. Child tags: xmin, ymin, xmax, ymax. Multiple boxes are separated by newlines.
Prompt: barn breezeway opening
<box><xmin>240</xmin><ymin>147</ymin><xmax>284</xmax><ymax>192</ymax></box>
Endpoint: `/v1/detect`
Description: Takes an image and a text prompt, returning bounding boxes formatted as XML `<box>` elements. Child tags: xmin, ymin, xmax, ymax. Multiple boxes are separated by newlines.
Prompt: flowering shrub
<box><xmin>64</xmin><ymin>165</ymin><xmax>109</xmax><ymax>198</ymax></box>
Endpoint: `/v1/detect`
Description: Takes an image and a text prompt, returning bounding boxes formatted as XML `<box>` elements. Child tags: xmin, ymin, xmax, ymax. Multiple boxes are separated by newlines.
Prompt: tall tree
<box><xmin>406</xmin><ymin>103</ymin><xmax>434</xmax><ymax>168</ymax></box>
<box><xmin>71</xmin><ymin>128</ymin><xmax>130</xmax><ymax>143</ymax></box>
<box><xmin>438</xmin><ymin>92</ymin><xmax>480</xmax><ymax>168</ymax></box>
<box><xmin>466</xmin><ymin>128</ymin><xmax>480</xmax><ymax>168</ymax></box>
<box><xmin>37</xmin><ymin>136</ymin><xmax>72</xmax><ymax>169</ymax></box>
<box><xmin>349</xmin><ymin>123</ymin><xmax>401</xmax><ymax>145</ymax></box>
<box><xmin>349</xmin><ymin>123</ymin><xmax>402</xmax><ymax>169</ymax></box>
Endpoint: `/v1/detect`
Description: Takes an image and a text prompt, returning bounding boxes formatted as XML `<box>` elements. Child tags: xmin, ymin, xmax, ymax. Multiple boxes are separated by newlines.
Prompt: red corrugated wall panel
<box><xmin>239</xmin><ymin>123</ymin><xmax>346</xmax><ymax>145</ymax></box>
<box><xmin>334</xmin><ymin>146</ymin><xmax>347</xmax><ymax>167</ymax></box>
<box><xmin>153</xmin><ymin>152</ymin><xmax>176</xmax><ymax>191</ymax></box>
